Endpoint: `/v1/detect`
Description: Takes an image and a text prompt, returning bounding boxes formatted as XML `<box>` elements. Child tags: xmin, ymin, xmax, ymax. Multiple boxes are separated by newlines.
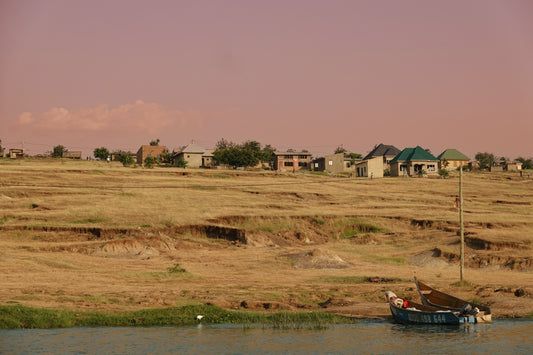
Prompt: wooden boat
<box><xmin>414</xmin><ymin>278</ymin><xmax>491</xmax><ymax>323</ymax></box>
<box><xmin>385</xmin><ymin>291</ymin><xmax>479</xmax><ymax>325</ymax></box>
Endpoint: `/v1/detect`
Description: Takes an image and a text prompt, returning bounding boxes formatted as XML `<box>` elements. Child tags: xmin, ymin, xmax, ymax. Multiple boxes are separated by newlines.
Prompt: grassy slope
<box><xmin>1</xmin><ymin>159</ymin><xmax>532</xmax><ymax>328</ymax></box>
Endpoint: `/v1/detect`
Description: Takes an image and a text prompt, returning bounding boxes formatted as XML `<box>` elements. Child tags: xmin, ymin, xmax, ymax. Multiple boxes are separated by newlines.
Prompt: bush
<box><xmin>438</xmin><ymin>169</ymin><xmax>449</xmax><ymax>178</ymax></box>
<box><xmin>144</xmin><ymin>156</ymin><xmax>159</xmax><ymax>168</ymax></box>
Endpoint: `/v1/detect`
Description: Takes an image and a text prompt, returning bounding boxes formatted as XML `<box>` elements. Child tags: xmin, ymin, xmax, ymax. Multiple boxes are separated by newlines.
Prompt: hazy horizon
<box><xmin>2</xmin><ymin>0</ymin><xmax>532</xmax><ymax>159</ymax></box>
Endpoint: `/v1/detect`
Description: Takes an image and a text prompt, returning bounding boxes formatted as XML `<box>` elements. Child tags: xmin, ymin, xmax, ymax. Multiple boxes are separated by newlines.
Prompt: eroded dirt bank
<box><xmin>1</xmin><ymin>215</ymin><xmax>532</xmax><ymax>318</ymax></box>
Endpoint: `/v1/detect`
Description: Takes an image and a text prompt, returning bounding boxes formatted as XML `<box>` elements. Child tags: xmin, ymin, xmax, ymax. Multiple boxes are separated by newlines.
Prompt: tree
<box><xmin>114</xmin><ymin>151</ymin><xmax>135</xmax><ymax>167</ymax></box>
<box><xmin>438</xmin><ymin>169</ymin><xmax>449</xmax><ymax>178</ymax></box>
<box><xmin>150</xmin><ymin>138</ymin><xmax>160</xmax><ymax>146</ymax></box>
<box><xmin>93</xmin><ymin>147</ymin><xmax>110</xmax><ymax>160</ymax></box>
<box><xmin>334</xmin><ymin>146</ymin><xmax>347</xmax><ymax>154</ymax></box>
<box><xmin>475</xmin><ymin>152</ymin><xmax>495</xmax><ymax>169</ymax></box>
<box><xmin>51</xmin><ymin>145</ymin><xmax>66</xmax><ymax>158</ymax></box>
<box><xmin>175</xmin><ymin>158</ymin><xmax>188</xmax><ymax>168</ymax></box>
<box><xmin>346</xmin><ymin>152</ymin><xmax>362</xmax><ymax>159</ymax></box>
<box><xmin>213</xmin><ymin>139</ymin><xmax>273</xmax><ymax>168</ymax></box>
<box><xmin>120</xmin><ymin>155</ymin><xmax>135</xmax><ymax>167</ymax></box>
<box><xmin>260</xmin><ymin>144</ymin><xmax>276</xmax><ymax>166</ymax></box>
<box><xmin>516</xmin><ymin>157</ymin><xmax>533</xmax><ymax>170</ymax></box>
<box><xmin>159</xmin><ymin>149</ymin><xmax>173</xmax><ymax>165</ymax></box>
<box><xmin>144</xmin><ymin>156</ymin><xmax>159</xmax><ymax>168</ymax></box>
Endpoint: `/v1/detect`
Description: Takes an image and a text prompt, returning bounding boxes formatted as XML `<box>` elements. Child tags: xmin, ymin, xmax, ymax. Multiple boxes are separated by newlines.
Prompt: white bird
<box><xmin>196</xmin><ymin>315</ymin><xmax>204</xmax><ymax>321</ymax></box>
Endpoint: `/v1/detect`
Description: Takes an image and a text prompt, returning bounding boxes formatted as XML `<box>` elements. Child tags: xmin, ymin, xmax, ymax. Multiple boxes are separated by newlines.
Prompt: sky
<box><xmin>1</xmin><ymin>0</ymin><xmax>532</xmax><ymax>159</ymax></box>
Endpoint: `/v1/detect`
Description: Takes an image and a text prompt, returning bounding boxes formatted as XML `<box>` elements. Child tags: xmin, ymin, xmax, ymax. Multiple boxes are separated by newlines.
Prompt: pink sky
<box><xmin>1</xmin><ymin>0</ymin><xmax>532</xmax><ymax>159</ymax></box>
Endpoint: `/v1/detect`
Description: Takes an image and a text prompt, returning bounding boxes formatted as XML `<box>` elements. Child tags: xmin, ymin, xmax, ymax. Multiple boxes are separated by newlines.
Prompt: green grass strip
<box><xmin>0</xmin><ymin>304</ymin><xmax>358</xmax><ymax>329</ymax></box>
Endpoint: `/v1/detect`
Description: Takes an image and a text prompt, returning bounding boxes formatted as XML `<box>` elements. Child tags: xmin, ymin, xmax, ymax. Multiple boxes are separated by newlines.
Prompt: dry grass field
<box><xmin>1</xmin><ymin>159</ymin><xmax>532</xmax><ymax>318</ymax></box>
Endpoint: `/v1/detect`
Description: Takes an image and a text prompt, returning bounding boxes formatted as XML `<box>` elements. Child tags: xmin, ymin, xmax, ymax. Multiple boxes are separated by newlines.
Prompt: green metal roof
<box><xmin>390</xmin><ymin>146</ymin><xmax>438</xmax><ymax>162</ymax></box>
<box><xmin>437</xmin><ymin>149</ymin><xmax>469</xmax><ymax>161</ymax></box>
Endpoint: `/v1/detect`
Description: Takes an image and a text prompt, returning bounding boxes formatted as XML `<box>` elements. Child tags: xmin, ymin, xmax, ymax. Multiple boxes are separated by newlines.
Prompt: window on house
<box><xmin>284</xmin><ymin>162</ymin><xmax>294</xmax><ymax>167</ymax></box>
<box><xmin>298</xmin><ymin>162</ymin><xmax>307</xmax><ymax>167</ymax></box>
<box><xmin>400</xmin><ymin>165</ymin><xmax>408</xmax><ymax>172</ymax></box>
<box><xmin>299</xmin><ymin>155</ymin><xmax>308</xmax><ymax>159</ymax></box>
<box><xmin>427</xmin><ymin>165</ymin><xmax>435</xmax><ymax>171</ymax></box>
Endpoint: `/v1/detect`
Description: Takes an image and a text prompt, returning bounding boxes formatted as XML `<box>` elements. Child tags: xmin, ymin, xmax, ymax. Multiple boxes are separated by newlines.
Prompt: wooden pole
<box><xmin>459</xmin><ymin>163</ymin><xmax>464</xmax><ymax>281</ymax></box>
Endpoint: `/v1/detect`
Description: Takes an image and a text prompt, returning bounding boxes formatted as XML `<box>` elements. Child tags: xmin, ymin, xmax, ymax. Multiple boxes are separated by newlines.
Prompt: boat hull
<box><xmin>389</xmin><ymin>304</ymin><xmax>477</xmax><ymax>325</ymax></box>
<box><xmin>414</xmin><ymin>278</ymin><xmax>491</xmax><ymax>323</ymax></box>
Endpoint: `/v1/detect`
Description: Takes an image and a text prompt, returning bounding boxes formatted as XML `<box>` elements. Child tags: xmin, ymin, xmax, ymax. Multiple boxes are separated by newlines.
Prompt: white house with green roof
<box><xmin>389</xmin><ymin>146</ymin><xmax>439</xmax><ymax>177</ymax></box>
<box><xmin>437</xmin><ymin>149</ymin><xmax>470</xmax><ymax>171</ymax></box>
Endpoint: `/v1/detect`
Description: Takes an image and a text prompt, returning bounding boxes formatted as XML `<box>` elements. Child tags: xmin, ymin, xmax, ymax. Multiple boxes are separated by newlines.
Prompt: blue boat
<box><xmin>385</xmin><ymin>291</ymin><xmax>478</xmax><ymax>325</ymax></box>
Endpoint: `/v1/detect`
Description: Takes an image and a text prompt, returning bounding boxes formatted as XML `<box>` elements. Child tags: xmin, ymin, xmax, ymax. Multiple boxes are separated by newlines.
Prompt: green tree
<box><xmin>261</xmin><ymin>144</ymin><xmax>276</xmax><ymax>166</ymax></box>
<box><xmin>150</xmin><ymin>139</ymin><xmax>160</xmax><ymax>146</ymax></box>
<box><xmin>438</xmin><ymin>169</ymin><xmax>449</xmax><ymax>178</ymax></box>
<box><xmin>93</xmin><ymin>147</ymin><xmax>110</xmax><ymax>160</ymax></box>
<box><xmin>346</xmin><ymin>152</ymin><xmax>362</xmax><ymax>159</ymax></box>
<box><xmin>120</xmin><ymin>155</ymin><xmax>135</xmax><ymax>167</ymax></box>
<box><xmin>213</xmin><ymin>139</ymin><xmax>273</xmax><ymax>168</ymax></box>
<box><xmin>159</xmin><ymin>149</ymin><xmax>173</xmax><ymax>165</ymax></box>
<box><xmin>175</xmin><ymin>158</ymin><xmax>188</xmax><ymax>168</ymax></box>
<box><xmin>334</xmin><ymin>146</ymin><xmax>347</xmax><ymax>154</ymax></box>
<box><xmin>475</xmin><ymin>152</ymin><xmax>495</xmax><ymax>169</ymax></box>
<box><xmin>51</xmin><ymin>145</ymin><xmax>66</xmax><ymax>158</ymax></box>
<box><xmin>144</xmin><ymin>156</ymin><xmax>159</xmax><ymax>168</ymax></box>
<box><xmin>114</xmin><ymin>151</ymin><xmax>135</xmax><ymax>167</ymax></box>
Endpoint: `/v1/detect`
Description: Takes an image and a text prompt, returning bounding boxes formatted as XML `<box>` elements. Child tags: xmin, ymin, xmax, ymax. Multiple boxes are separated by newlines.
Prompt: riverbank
<box><xmin>0</xmin><ymin>304</ymin><xmax>359</xmax><ymax>329</ymax></box>
<box><xmin>1</xmin><ymin>160</ymin><xmax>532</xmax><ymax>324</ymax></box>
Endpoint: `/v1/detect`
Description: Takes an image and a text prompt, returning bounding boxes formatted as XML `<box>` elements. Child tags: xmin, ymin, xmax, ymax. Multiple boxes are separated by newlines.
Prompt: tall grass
<box><xmin>0</xmin><ymin>304</ymin><xmax>357</xmax><ymax>329</ymax></box>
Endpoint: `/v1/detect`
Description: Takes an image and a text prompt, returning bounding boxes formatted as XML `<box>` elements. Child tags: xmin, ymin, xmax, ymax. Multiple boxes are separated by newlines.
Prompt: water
<box><xmin>1</xmin><ymin>320</ymin><xmax>532</xmax><ymax>354</ymax></box>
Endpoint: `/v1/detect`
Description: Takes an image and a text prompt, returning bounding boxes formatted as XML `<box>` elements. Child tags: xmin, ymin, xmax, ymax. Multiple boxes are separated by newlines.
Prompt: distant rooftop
<box><xmin>363</xmin><ymin>143</ymin><xmax>401</xmax><ymax>160</ymax></box>
<box><xmin>390</xmin><ymin>146</ymin><xmax>438</xmax><ymax>162</ymax></box>
<box><xmin>437</xmin><ymin>149</ymin><xmax>469</xmax><ymax>161</ymax></box>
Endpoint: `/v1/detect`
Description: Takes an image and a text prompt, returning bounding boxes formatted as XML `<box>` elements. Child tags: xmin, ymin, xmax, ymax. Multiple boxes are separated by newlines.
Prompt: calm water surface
<box><xmin>1</xmin><ymin>320</ymin><xmax>532</xmax><ymax>354</ymax></box>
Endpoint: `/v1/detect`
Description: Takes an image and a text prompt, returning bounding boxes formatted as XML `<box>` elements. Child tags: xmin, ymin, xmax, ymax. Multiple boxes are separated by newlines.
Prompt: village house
<box><xmin>172</xmin><ymin>142</ymin><xmax>213</xmax><ymax>168</ymax></box>
<box><xmin>355</xmin><ymin>156</ymin><xmax>384</xmax><ymax>178</ymax></box>
<box><xmin>311</xmin><ymin>153</ymin><xmax>345</xmax><ymax>173</ymax></box>
<box><xmin>274</xmin><ymin>151</ymin><xmax>312</xmax><ymax>172</ymax></box>
<box><xmin>62</xmin><ymin>151</ymin><xmax>82</xmax><ymax>159</ymax></box>
<box><xmin>389</xmin><ymin>146</ymin><xmax>439</xmax><ymax>177</ymax></box>
<box><xmin>136</xmin><ymin>145</ymin><xmax>167</xmax><ymax>165</ymax></box>
<box><xmin>363</xmin><ymin>143</ymin><xmax>401</xmax><ymax>172</ymax></box>
<box><xmin>8</xmin><ymin>148</ymin><xmax>25</xmax><ymax>159</ymax></box>
<box><xmin>501</xmin><ymin>160</ymin><xmax>522</xmax><ymax>171</ymax></box>
<box><xmin>437</xmin><ymin>149</ymin><xmax>469</xmax><ymax>171</ymax></box>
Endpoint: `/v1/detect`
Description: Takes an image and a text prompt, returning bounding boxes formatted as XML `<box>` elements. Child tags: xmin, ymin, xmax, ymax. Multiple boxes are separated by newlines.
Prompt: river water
<box><xmin>1</xmin><ymin>320</ymin><xmax>532</xmax><ymax>354</ymax></box>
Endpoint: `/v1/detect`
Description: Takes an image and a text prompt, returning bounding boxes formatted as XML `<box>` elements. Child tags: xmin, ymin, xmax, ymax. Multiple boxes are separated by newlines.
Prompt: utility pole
<box><xmin>459</xmin><ymin>163</ymin><xmax>464</xmax><ymax>282</ymax></box>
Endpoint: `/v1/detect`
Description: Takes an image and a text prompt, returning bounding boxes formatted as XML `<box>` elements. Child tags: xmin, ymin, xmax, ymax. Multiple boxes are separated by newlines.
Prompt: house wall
<box><xmin>8</xmin><ymin>149</ymin><xmax>24</xmax><ymax>159</ymax></box>
<box><xmin>312</xmin><ymin>157</ymin><xmax>326</xmax><ymax>171</ymax></box>
<box><xmin>62</xmin><ymin>151</ymin><xmax>82</xmax><ymax>159</ymax></box>
<box><xmin>137</xmin><ymin>146</ymin><xmax>166</xmax><ymax>165</ymax></box>
<box><xmin>274</xmin><ymin>153</ymin><xmax>312</xmax><ymax>171</ymax></box>
<box><xmin>175</xmin><ymin>152</ymin><xmax>203</xmax><ymax>168</ymax></box>
<box><xmin>323</xmin><ymin>153</ymin><xmax>345</xmax><ymax>173</ymax></box>
<box><xmin>356</xmin><ymin>157</ymin><xmax>384</xmax><ymax>178</ymax></box>
<box><xmin>383</xmin><ymin>155</ymin><xmax>397</xmax><ymax>171</ymax></box>
<box><xmin>439</xmin><ymin>159</ymin><xmax>468</xmax><ymax>171</ymax></box>
<box><xmin>391</xmin><ymin>161</ymin><xmax>438</xmax><ymax>177</ymax></box>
